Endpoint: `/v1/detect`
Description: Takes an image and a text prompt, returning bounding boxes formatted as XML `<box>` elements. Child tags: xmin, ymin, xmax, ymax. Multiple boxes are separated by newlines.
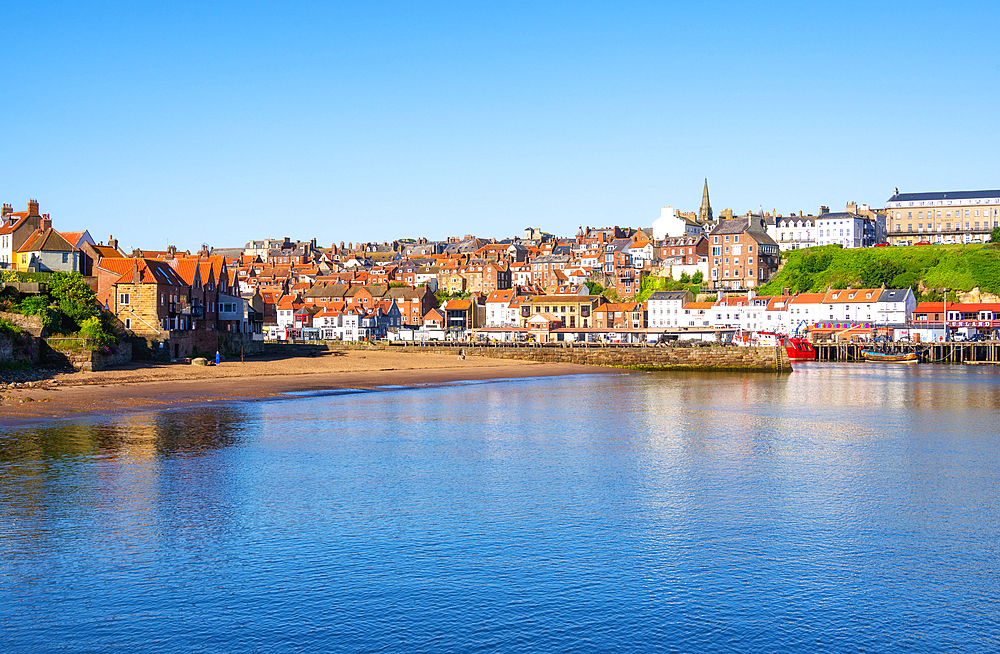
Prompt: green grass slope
<box><xmin>757</xmin><ymin>244</ymin><xmax>1000</xmax><ymax>296</ymax></box>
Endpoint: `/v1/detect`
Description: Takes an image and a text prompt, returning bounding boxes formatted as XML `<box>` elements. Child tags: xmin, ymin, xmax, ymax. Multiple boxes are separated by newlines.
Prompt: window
<box><xmin>125</xmin><ymin>318</ymin><xmax>131</xmax><ymax>329</ymax></box>
<box><xmin>119</xmin><ymin>293</ymin><xmax>130</xmax><ymax>305</ymax></box>
<box><xmin>62</xmin><ymin>253</ymin><xmax>68</xmax><ymax>264</ymax></box>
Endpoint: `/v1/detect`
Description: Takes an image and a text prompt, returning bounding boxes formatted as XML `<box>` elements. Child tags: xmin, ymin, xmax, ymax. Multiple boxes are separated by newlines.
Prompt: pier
<box><xmin>813</xmin><ymin>341</ymin><xmax>1000</xmax><ymax>364</ymax></box>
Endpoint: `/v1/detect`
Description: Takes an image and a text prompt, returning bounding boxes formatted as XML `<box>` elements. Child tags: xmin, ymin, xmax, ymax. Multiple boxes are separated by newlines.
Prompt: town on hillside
<box><xmin>3</xmin><ymin>184</ymin><xmax>1000</xmax><ymax>360</ymax></box>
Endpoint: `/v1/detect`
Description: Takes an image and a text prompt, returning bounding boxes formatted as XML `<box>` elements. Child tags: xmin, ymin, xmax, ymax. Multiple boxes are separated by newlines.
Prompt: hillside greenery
<box><xmin>757</xmin><ymin>244</ymin><xmax>1000</xmax><ymax>298</ymax></box>
<box><xmin>0</xmin><ymin>271</ymin><xmax>119</xmax><ymax>345</ymax></box>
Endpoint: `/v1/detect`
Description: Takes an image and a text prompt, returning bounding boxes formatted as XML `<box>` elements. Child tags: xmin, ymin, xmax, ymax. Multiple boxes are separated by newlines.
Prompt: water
<box><xmin>2</xmin><ymin>364</ymin><xmax>1000</xmax><ymax>652</ymax></box>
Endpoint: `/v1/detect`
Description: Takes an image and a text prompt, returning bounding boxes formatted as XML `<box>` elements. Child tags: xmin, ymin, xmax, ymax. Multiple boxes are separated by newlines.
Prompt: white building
<box><xmin>652</xmin><ymin>206</ymin><xmax>701</xmax><ymax>241</ymax></box>
<box><xmin>815</xmin><ymin>210</ymin><xmax>882</xmax><ymax>248</ymax></box>
<box><xmin>485</xmin><ymin>289</ymin><xmax>519</xmax><ymax>327</ymax></box>
<box><xmin>647</xmin><ymin>290</ymin><xmax>692</xmax><ymax>329</ymax></box>
<box><xmin>770</xmin><ymin>215</ymin><xmax>818</xmax><ymax>251</ymax></box>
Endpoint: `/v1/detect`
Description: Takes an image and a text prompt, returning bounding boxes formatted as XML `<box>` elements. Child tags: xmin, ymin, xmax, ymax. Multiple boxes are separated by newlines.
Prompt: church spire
<box><xmin>698</xmin><ymin>178</ymin><xmax>713</xmax><ymax>223</ymax></box>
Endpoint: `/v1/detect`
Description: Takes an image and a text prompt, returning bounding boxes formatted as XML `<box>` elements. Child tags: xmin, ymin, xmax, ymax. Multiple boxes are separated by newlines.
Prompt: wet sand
<box><xmin>0</xmin><ymin>350</ymin><xmax>606</xmax><ymax>428</ymax></box>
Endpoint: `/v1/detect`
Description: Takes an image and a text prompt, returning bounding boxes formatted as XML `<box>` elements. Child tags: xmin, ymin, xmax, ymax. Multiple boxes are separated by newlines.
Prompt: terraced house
<box><xmin>519</xmin><ymin>295</ymin><xmax>601</xmax><ymax>329</ymax></box>
<box><xmin>708</xmin><ymin>217</ymin><xmax>780</xmax><ymax>290</ymax></box>
<box><xmin>885</xmin><ymin>189</ymin><xmax>1000</xmax><ymax>245</ymax></box>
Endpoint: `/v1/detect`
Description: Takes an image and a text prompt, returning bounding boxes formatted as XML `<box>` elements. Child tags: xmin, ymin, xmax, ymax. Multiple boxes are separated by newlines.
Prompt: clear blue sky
<box><xmin>3</xmin><ymin>1</ymin><xmax>998</xmax><ymax>251</ymax></box>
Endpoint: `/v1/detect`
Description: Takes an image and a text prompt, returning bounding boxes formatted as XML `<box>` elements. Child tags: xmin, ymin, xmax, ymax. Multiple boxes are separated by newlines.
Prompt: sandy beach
<box><xmin>0</xmin><ymin>349</ymin><xmax>606</xmax><ymax>428</ymax></box>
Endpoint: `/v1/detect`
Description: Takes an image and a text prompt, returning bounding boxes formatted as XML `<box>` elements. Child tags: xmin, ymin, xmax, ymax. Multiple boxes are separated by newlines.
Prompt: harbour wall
<box><xmin>286</xmin><ymin>342</ymin><xmax>793</xmax><ymax>372</ymax></box>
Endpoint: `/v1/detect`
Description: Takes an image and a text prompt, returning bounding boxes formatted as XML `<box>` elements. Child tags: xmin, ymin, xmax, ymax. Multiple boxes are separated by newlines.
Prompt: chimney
<box><xmin>27</xmin><ymin>199</ymin><xmax>39</xmax><ymax>216</ymax></box>
<box><xmin>39</xmin><ymin>213</ymin><xmax>52</xmax><ymax>231</ymax></box>
<box><xmin>167</xmin><ymin>245</ymin><xmax>177</xmax><ymax>259</ymax></box>
<box><xmin>109</xmin><ymin>235</ymin><xmax>118</xmax><ymax>251</ymax></box>
<box><xmin>820</xmin><ymin>206</ymin><xmax>830</xmax><ymax>215</ymax></box>
<box><xmin>846</xmin><ymin>201</ymin><xmax>857</xmax><ymax>213</ymax></box>
<box><xmin>200</xmin><ymin>244</ymin><xmax>210</xmax><ymax>258</ymax></box>
<box><xmin>1</xmin><ymin>204</ymin><xmax>11</xmax><ymax>217</ymax></box>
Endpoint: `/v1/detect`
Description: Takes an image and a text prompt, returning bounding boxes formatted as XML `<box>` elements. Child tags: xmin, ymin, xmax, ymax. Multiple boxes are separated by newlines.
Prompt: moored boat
<box><xmin>783</xmin><ymin>336</ymin><xmax>816</xmax><ymax>361</ymax></box>
<box><xmin>733</xmin><ymin>330</ymin><xmax>816</xmax><ymax>361</ymax></box>
<box><xmin>861</xmin><ymin>350</ymin><xmax>920</xmax><ymax>363</ymax></box>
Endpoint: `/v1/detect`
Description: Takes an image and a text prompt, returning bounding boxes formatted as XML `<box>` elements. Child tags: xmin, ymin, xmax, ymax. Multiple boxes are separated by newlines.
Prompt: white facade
<box><xmin>652</xmin><ymin>206</ymin><xmax>701</xmax><ymax>240</ymax></box>
<box><xmin>486</xmin><ymin>299</ymin><xmax>519</xmax><ymax>327</ymax></box>
<box><xmin>770</xmin><ymin>217</ymin><xmax>818</xmax><ymax>251</ymax></box>
<box><xmin>647</xmin><ymin>293</ymin><xmax>688</xmax><ymax>329</ymax></box>
<box><xmin>276</xmin><ymin>307</ymin><xmax>295</xmax><ymax>328</ymax></box>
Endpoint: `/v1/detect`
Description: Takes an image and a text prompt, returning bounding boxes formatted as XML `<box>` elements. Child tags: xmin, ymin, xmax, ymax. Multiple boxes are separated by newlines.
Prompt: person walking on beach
<box><xmin>215</xmin><ymin>350</ymin><xmax>221</xmax><ymax>366</ymax></box>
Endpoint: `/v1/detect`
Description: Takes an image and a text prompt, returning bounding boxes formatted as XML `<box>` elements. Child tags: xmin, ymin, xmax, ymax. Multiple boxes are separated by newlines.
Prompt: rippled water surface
<box><xmin>2</xmin><ymin>364</ymin><xmax>1000</xmax><ymax>652</ymax></box>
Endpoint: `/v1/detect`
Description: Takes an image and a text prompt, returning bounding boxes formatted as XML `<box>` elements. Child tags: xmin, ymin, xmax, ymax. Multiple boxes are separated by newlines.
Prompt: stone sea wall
<box><xmin>43</xmin><ymin>339</ymin><xmax>133</xmax><ymax>371</ymax></box>
<box><xmin>313</xmin><ymin>342</ymin><xmax>792</xmax><ymax>372</ymax></box>
<box><xmin>459</xmin><ymin>344</ymin><xmax>792</xmax><ymax>372</ymax></box>
<box><xmin>0</xmin><ymin>332</ymin><xmax>41</xmax><ymax>365</ymax></box>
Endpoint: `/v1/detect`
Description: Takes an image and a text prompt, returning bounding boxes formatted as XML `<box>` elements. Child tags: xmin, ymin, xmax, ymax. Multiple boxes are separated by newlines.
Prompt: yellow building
<box><xmin>886</xmin><ymin>189</ymin><xmax>1000</xmax><ymax>245</ymax></box>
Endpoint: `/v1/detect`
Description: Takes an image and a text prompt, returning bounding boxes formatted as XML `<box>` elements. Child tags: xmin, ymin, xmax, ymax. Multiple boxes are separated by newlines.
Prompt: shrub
<box><xmin>48</xmin><ymin>272</ymin><xmax>99</xmax><ymax>328</ymax></box>
<box><xmin>18</xmin><ymin>295</ymin><xmax>50</xmax><ymax>315</ymax></box>
<box><xmin>78</xmin><ymin>316</ymin><xmax>116</xmax><ymax>351</ymax></box>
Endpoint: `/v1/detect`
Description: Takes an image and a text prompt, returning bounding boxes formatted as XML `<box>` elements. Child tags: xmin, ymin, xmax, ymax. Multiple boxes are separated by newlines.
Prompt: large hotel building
<box><xmin>885</xmin><ymin>189</ymin><xmax>1000</xmax><ymax>245</ymax></box>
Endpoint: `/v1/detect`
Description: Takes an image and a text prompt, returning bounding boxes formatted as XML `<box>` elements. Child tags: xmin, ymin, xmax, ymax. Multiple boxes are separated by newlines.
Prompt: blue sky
<box><xmin>3</xmin><ymin>1</ymin><xmax>998</xmax><ymax>251</ymax></box>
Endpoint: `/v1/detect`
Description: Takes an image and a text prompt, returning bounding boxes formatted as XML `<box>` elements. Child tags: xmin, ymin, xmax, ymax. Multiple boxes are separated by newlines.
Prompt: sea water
<box><xmin>2</xmin><ymin>364</ymin><xmax>999</xmax><ymax>652</ymax></box>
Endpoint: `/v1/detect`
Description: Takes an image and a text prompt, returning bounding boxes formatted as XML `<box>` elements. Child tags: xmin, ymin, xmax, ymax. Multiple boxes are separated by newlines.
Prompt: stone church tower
<box><xmin>698</xmin><ymin>179</ymin><xmax>713</xmax><ymax>223</ymax></box>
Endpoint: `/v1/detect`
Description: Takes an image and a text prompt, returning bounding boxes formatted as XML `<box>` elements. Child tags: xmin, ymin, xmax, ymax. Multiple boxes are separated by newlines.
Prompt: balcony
<box><xmin>169</xmin><ymin>300</ymin><xmax>202</xmax><ymax>316</ymax></box>
<box><xmin>891</xmin><ymin>225</ymin><xmax>994</xmax><ymax>238</ymax></box>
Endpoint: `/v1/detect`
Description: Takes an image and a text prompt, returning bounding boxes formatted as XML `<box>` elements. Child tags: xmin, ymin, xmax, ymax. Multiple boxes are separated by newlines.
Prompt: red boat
<box><xmin>782</xmin><ymin>335</ymin><xmax>816</xmax><ymax>361</ymax></box>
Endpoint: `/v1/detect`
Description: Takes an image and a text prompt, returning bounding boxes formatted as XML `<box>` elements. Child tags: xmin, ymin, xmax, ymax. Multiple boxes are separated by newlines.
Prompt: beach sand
<box><xmin>0</xmin><ymin>349</ymin><xmax>606</xmax><ymax>427</ymax></box>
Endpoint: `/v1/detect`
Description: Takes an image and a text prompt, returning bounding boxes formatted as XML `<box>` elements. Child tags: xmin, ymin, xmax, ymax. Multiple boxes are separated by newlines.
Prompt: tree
<box><xmin>47</xmin><ymin>272</ymin><xmax>99</xmax><ymax>330</ymax></box>
<box><xmin>678</xmin><ymin>271</ymin><xmax>691</xmax><ymax>283</ymax></box>
<box><xmin>991</xmin><ymin>224</ymin><xmax>1000</xmax><ymax>244</ymax></box>
<box><xmin>691</xmin><ymin>270</ymin><xmax>703</xmax><ymax>284</ymax></box>
<box><xmin>585</xmin><ymin>281</ymin><xmax>605</xmax><ymax>295</ymax></box>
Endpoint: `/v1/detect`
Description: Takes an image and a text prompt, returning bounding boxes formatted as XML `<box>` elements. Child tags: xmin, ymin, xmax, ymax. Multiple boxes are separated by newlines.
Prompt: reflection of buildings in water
<box><xmin>0</xmin><ymin>406</ymin><xmax>258</xmax><ymax>560</ymax></box>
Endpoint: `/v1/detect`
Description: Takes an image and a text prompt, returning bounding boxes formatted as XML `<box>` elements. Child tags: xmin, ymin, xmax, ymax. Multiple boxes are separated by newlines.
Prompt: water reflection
<box><xmin>1</xmin><ymin>369</ymin><xmax>999</xmax><ymax>652</ymax></box>
<box><xmin>0</xmin><ymin>406</ymin><xmax>259</xmax><ymax>567</ymax></box>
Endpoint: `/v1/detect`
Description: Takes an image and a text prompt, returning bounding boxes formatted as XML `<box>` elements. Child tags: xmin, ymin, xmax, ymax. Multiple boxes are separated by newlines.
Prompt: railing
<box><xmin>891</xmin><ymin>226</ymin><xmax>994</xmax><ymax>237</ymax></box>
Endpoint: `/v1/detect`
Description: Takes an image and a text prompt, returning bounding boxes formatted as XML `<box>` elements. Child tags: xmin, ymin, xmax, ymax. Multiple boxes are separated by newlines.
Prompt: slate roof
<box><xmin>709</xmin><ymin>218</ymin><xmax>779</xmax><ymax>247</ymax></box>
<box><xmin>648</xmin><ymin>291</ymin><xmax>690</xmax><ymax>301</ymax></box>
<box><xmin>818</xmin><ymin>212</ymin><xmax>862</xmax><ymax>221</ymax></box>
<box><xmin>888</xmin><ymin>190</ymin><xmax>1000</xmax><ymax>203</ymax></box>
<box><xmin>878</xmin><ymin>288</ymin><xmax>913</xmax><ymax>304</ymax></box>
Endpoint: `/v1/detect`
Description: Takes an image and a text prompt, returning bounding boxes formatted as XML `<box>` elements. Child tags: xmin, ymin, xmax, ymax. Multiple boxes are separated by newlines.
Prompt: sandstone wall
<box><xmin>0</xmin><ymin>311</ymin><xmax>44</xmax><ymax>337</ymax></box>
<box><xmin>43</xmin><ymin>339</ymin><xmax>133</xmax><ymax>371</ymax></box>
<box><xmin>315</xmin><ymin>342</ymin><xmax>792</xmax><ymax>372</ymax></box>
<box><xmin>0</xmin><ymin>332</ymin><xmax>41</xmax><ymax>365</ymax></box>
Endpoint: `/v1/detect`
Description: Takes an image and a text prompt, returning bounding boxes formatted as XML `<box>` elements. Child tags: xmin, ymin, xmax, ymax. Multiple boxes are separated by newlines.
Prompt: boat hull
<box><xmin>785</xmin><ymin>336</ymin><xmax>816</xmax><ymax>361</ymax></box>
<box><xmin>862</xmin><ymin>350</ymin><xmax>920</xmax><ymax>363</ymax></box>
